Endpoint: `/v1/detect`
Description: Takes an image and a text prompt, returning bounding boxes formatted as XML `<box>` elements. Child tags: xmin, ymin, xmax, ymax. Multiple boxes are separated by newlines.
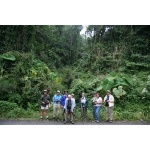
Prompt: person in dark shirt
<box><xmin>40</xmin><ymin>89</ymin><xmax>50</xmax><ymax>120</ymax></box>
<box><xmin>60</xmin><ymin>90</ymin><xmax>68</xmax><ymax>122</ymax></box>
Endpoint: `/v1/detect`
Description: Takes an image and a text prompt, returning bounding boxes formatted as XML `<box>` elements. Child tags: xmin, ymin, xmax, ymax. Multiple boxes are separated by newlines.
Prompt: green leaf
<box><xmin>113</xmin><ymin>87</ymin><xmax>120</xmax><ymax>98</ymax></box>
<box><xmin>2</xmin><ymin>53</ymin><xmax>16</xmax><ymax>61</ymax></box>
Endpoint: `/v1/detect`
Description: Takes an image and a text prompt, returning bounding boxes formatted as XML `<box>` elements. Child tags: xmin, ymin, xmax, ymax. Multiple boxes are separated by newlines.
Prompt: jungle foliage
<box><xmin>0</xmin><ymin>25</ymin><xmax>150</xmax><ymax>121</ymax></box>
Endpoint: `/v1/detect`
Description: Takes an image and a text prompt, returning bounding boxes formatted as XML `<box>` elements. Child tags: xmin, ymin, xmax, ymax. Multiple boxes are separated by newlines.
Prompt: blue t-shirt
<box><xmin>60</xmin><ymin>95</ymin><xmax>67</xmax><ymax>106</ymax></box>
<box><xmin>52</xmin><ymin>94</ymin><xmax>62</xmax><ymax>103</ymax></box>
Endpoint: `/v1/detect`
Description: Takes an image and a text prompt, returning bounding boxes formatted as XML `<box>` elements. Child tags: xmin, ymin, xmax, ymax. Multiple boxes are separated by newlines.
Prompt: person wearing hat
<box><xmin>60</xmin><ymin>90</ymin><xmax>68</xmax><ymax>122</ymax></box>
<box><xmin>104</xmin><ymin>90</ymin><xmax>115</xmax><ymax>123</ymax></box>
<box><xmin>40</xmin><ymin>89</ymin><xmax>50</xmax><ymax>120</ymax></box>
<box><xmin>52</xmin><ymin>90</ymin><xmax>62</xmax><ymax>121</ymax></box>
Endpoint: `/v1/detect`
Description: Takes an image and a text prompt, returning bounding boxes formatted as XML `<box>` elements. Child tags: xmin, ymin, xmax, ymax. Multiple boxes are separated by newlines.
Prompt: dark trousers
<box><xmin>81</xmin><ymin>107</ymin><xmax>87</xmax><ymax>119</ymax></box>
<box><xmin>62</xmin><ymin>108</ymin><xmax>65</xmax><ymax>121</ymax></box>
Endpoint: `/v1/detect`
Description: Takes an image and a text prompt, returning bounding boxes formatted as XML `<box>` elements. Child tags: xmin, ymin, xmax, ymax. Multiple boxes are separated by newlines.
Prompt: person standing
<box><xmin>71</xmin><ymin>93</ymin><xmax>76</xmax><ymax>120</ymax></box>
<box><xmin>104</xmin><ymin>90</ymin><xmax>115</xmax><ymax>123</ymax></box>
<box><xmin>40</xmin><ymin>89</ymin><xmax>50</xmax><ymax>120</ymax></box>
<box><xmin>60</xmin><ymin>90</ymin><xmax>68</xmax><ymax>122</ymax></box>
<box><xmin>52</xmin><ymin>90</ymin><xmax>62</xmax><ymax>121</ymax></box>
<box><xmin>71</xmin><ymin>93</ymin><xmax>76</xmax><ymax>110</ymax></box>
<box><xmin>64</xmin><ymin>95</ymin><xmax>74</xmax><ymax>124</ymax></box>
<box><xmin>91</xmin><ymin>92</ymin><xmax>97</xmax><ymax>121</ymax></box>
<box><xmin>94</xmin><ymin>92</ymin><xmax>102</xmax><ymax>123</ymax></box>
<box><xmin>79</xmin><ymin>93</ymin><xmax>88</xmax><ymax>121</ymax></box>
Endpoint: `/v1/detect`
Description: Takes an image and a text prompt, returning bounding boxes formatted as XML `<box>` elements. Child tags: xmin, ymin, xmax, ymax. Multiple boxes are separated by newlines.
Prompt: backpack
<box><xmin>67</xmin><ymin>100</ymin><xmax>71</xmax><ymax>109</ymax></box>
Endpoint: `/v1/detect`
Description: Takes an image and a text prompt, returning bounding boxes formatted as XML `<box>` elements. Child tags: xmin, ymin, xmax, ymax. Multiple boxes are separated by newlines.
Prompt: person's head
<box><xmin>68</xmin><ymin>94</ymin><xmax>72</xmax><ymax>100</ymax></box>
<box><xmin>64</xmin><ymin>90</ymin><xmax>68</xmax><ymax>95</ymax></box>
<box><xmin>82</xmin><ymin>92</ymin><xmax>85</xmax><ymax>98</ymax></box>
<box><xmin>43</xmin><ymin>89</ymin><xmax>48</xmax><ymax>95</ymax></box>
<box><xmin>57</xmin><ymin>90</ymin><xmax>61</xmax><ymax>95</ymax></box>
<box><xmin>71</xmin><ymin>93</ymin><xmax>74</xmax><ymax>97</ymax></box>
<box><xmin>97</xmin><ymin>92</ymin><xmax>100</xmax><ymax>97</ymax></box>
<box><xmin>106</xmin><ymin>90</ymin><xmax>111</xmax><ymax>95</ymax></box>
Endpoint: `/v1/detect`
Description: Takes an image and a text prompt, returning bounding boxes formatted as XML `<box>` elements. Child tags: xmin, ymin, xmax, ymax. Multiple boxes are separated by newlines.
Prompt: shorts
<box><xmin>66</xmin><ymin>109</ymin><xmax>73</xmax><ymax>114</ymax></box>
<box><xmin>41</xmin><ymin>105</ymin><xmax>49</xmax><ymax>110</ymax></box>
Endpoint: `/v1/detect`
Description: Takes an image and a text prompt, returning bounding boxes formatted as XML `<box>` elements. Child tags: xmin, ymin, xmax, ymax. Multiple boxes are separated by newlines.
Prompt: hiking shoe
<box><xmin>64</xmin><ymin>121</ymin><xmax>67</xmax><ymax>124</ymax></box>
<box><xmin>96</xmin><ymin>120</ymin><xmax>100</xmax><ymax>123</ymax></box>
<box><xmin>61</xmin><ymin>119</ymin><xmax>65</xmax><ymax>122</ymax></box>
<box><xmin>71</xmin><ymin>121</ymin><xmax>75</xmax><ymax>124</ymax></box>
<box><xmin>106</xmin><ymin>120</ymin><xmax>109</xmax><ymax>122</ymax></box>
<box><xmin>109</xmin><ymin>120</ymin><xmax>113</xmax><ymax>123</ymax></box>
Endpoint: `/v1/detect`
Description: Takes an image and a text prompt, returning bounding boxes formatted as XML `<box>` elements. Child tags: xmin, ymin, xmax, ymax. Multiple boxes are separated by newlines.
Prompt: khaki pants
<box><xmin>53</xmin><ymin>104</ymin><xmax>60</xmax><ymax>118</ymax></box>
<box><xmin>106</xmin><ymin>106</ymin><xmax>114</xmax><ymax>121</ymax></box>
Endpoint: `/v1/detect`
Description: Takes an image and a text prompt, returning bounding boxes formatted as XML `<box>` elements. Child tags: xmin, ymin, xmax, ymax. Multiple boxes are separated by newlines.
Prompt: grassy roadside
<box><xmin>0</xmin><ymin>106</ymin><xmax>149</xmax><ymax>122</ymax></box>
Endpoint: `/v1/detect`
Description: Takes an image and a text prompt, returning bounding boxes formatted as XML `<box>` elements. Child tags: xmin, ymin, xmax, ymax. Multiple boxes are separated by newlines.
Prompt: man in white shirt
<box><xmin>64</xmin><ymin>95</ymin><xmax>74</xmax><ymax>124</ymax></box>
<box><xmin>104</xmin><ymin>90</ymin><xmax>115</xmax><ymax>123</ymax></box>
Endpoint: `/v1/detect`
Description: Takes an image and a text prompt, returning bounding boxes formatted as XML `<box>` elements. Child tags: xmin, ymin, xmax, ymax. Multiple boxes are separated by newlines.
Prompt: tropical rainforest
<box><xmin>0</xmin><ymin>25</ymin><xmax>149</xmax><ymax>121</ymax></box>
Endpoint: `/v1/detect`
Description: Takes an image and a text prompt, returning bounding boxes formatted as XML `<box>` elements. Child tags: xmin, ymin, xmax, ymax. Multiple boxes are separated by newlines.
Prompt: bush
<box><xmin>0</xmin><ymin>101</ymin><xmax>19</xmax><ymax>114</ymax></box>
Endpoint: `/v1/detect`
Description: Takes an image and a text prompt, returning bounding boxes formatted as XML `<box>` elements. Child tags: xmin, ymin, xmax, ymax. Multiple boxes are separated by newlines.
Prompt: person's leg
<box><xmin>62</xmin><ymin>107</ymin><xmax>65</xmax><ymax>121</ymax></box>
<box><xmin>105</xmin><ymin>106</ymin><xmax>109</xmax><ymax>121</ymax></box>
<box><xmin>40</xmin><ymin>110</ymin><xmax>44</xmax><ymax>119</ymax></box>
<box><xmin>84</xmin><ymin>107</ymin><xmax>87</xmax><ymax>121</ymax></box>
<box><xmin>53</xmin><ymin>104</ymin><xmax>56</xmax><ymax>120</ymax></box>
<box><xmin>95</xmin><ymin>106</ymin><xmax>101</xmax><ymax>122</ymax></box>
<box><xmin>95</xmin><ymin>106</ymin><xmax>97</xmax><ymax>121</ymax></box>
<box><xmin>109</xmin><ymin>107</ymin><xmax>114</xmax><ymax>122</ymax></box>
<box><xmin>40</xmin><ymin>106</ymin><xmax>44</xmax><ymax>119</ymax></box>
<box><xmin>93</xmin><ymin>106</ymin><xmax>96</xmax><ymax>120</ymax></box>
<box><xmin>64</xmin><ymin>109</ymin><xmax>68</xmax><ymax>124</ymax></box>
<box><xmin>81</xmin><ymin>107</ymin><xmax>83</xmax><ymax>120</ymax></box>
<box><xmin>45</xmin><ymin>105</ymin><xmax>49</xmax><ymax>119</ymax></box>
<box><xmin>56</xmin><ymin>104</ymin><xmax>60</xmax><ymax>120</ymax></box>
<box><xmin>94</xmin><ymin>106</ymin><xmax>97</xmax><ymax>121</ymax></box>
<box><xmin>71</xmin><ymin>112</ymin><xmax>74</xmax><ymax>124</ymax></box>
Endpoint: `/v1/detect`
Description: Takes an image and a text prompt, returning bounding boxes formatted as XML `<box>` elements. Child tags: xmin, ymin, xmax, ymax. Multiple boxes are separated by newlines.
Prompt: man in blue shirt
<box><xmin>60</xmin><ymin>90</ymin><xmax>68</xmax><ymax>122</ymax></box>
<box><xmin>52</xmin><ymin>90</ymin><xmax>62</xmax><ymax>121</ymax></box>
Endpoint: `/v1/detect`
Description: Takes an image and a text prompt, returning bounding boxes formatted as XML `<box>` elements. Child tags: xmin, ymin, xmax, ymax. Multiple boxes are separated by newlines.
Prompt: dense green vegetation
<box><xmin>0</xmin><ymin>25</ymin><xmax>149</xmax><ymax>121</ymax></box>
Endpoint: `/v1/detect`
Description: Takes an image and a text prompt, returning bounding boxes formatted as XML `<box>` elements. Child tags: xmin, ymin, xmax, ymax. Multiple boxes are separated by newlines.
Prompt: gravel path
<box><xmin>0</xmin><ymin>119</ymin><xmax>149</xmax><ymax>125</ymax></box>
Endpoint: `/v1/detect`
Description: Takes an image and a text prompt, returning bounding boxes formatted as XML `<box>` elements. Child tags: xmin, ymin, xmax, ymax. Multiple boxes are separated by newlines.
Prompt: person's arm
<box><xmin>104</xmin><ymin>96</ymin><xmax>106</xmax><ymax>102</ymax></box>
<box><xmin>64</xmin><ymin>99</ymin><xmax>67</xmax><ymax>110</ymax></box>
<box><xmin>86</xmin><ymin>99</ymin><xmax>88</xmax><ymax>108</ymax></box>
<box><xmin>74</xmin><ymin>99</ymin><xmax>76</xmax><ymax>108</ymax></box>
<box><xmin>60</xmin><ymin>96</ymin><xmax>63</xmax><ymax>106</ymax></box>
<box><xmin>40</xmin><ymin>95</ymin><xmax>45</xmax><ymax>104</ymax></box>
<box><xmin>71</xmin><ymin>100</ymin><xmax>74</xmax><ymax>112</ymax></box>
<box><xmin>109</xmin><ymin>95</ymin><xmax>114</xmax><ymax>103</ymax></box>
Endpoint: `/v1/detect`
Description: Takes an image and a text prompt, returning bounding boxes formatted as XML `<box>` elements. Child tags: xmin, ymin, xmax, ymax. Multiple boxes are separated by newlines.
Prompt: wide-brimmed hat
<box><xmin>107</xmin><ymin>90</ymin><xmax>111</xmax><ymax>93</ymax></box>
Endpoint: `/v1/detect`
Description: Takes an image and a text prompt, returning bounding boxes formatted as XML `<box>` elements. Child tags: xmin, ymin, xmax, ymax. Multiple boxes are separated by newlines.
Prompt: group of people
<box><xmin>39</xmin><ymin>89</ymin><xmax>114</xmax><ymax>124</ymax></box>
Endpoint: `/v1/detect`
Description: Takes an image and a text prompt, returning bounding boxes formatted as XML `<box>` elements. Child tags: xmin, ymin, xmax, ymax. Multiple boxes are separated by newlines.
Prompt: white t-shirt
<box><xmin>95</xmin><ymin>97</ymin><xmax>102</xmax><ymax>106</ymax></box>
<box><xmin>81</xmin><ymin>97</ymin><xmax>86</xmax><ymax>104</ymax></box>
<box><xmin>72</xmin><ymin>98</ymin><xmax>76</xmax><ymax>108</ymax></box>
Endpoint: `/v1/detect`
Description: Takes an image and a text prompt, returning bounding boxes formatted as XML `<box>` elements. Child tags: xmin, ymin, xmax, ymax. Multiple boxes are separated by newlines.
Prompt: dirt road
<box><xmin>0</xmin><ymin>119</ymin><xmax>149</xmax><ymax>125</ymax></box>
